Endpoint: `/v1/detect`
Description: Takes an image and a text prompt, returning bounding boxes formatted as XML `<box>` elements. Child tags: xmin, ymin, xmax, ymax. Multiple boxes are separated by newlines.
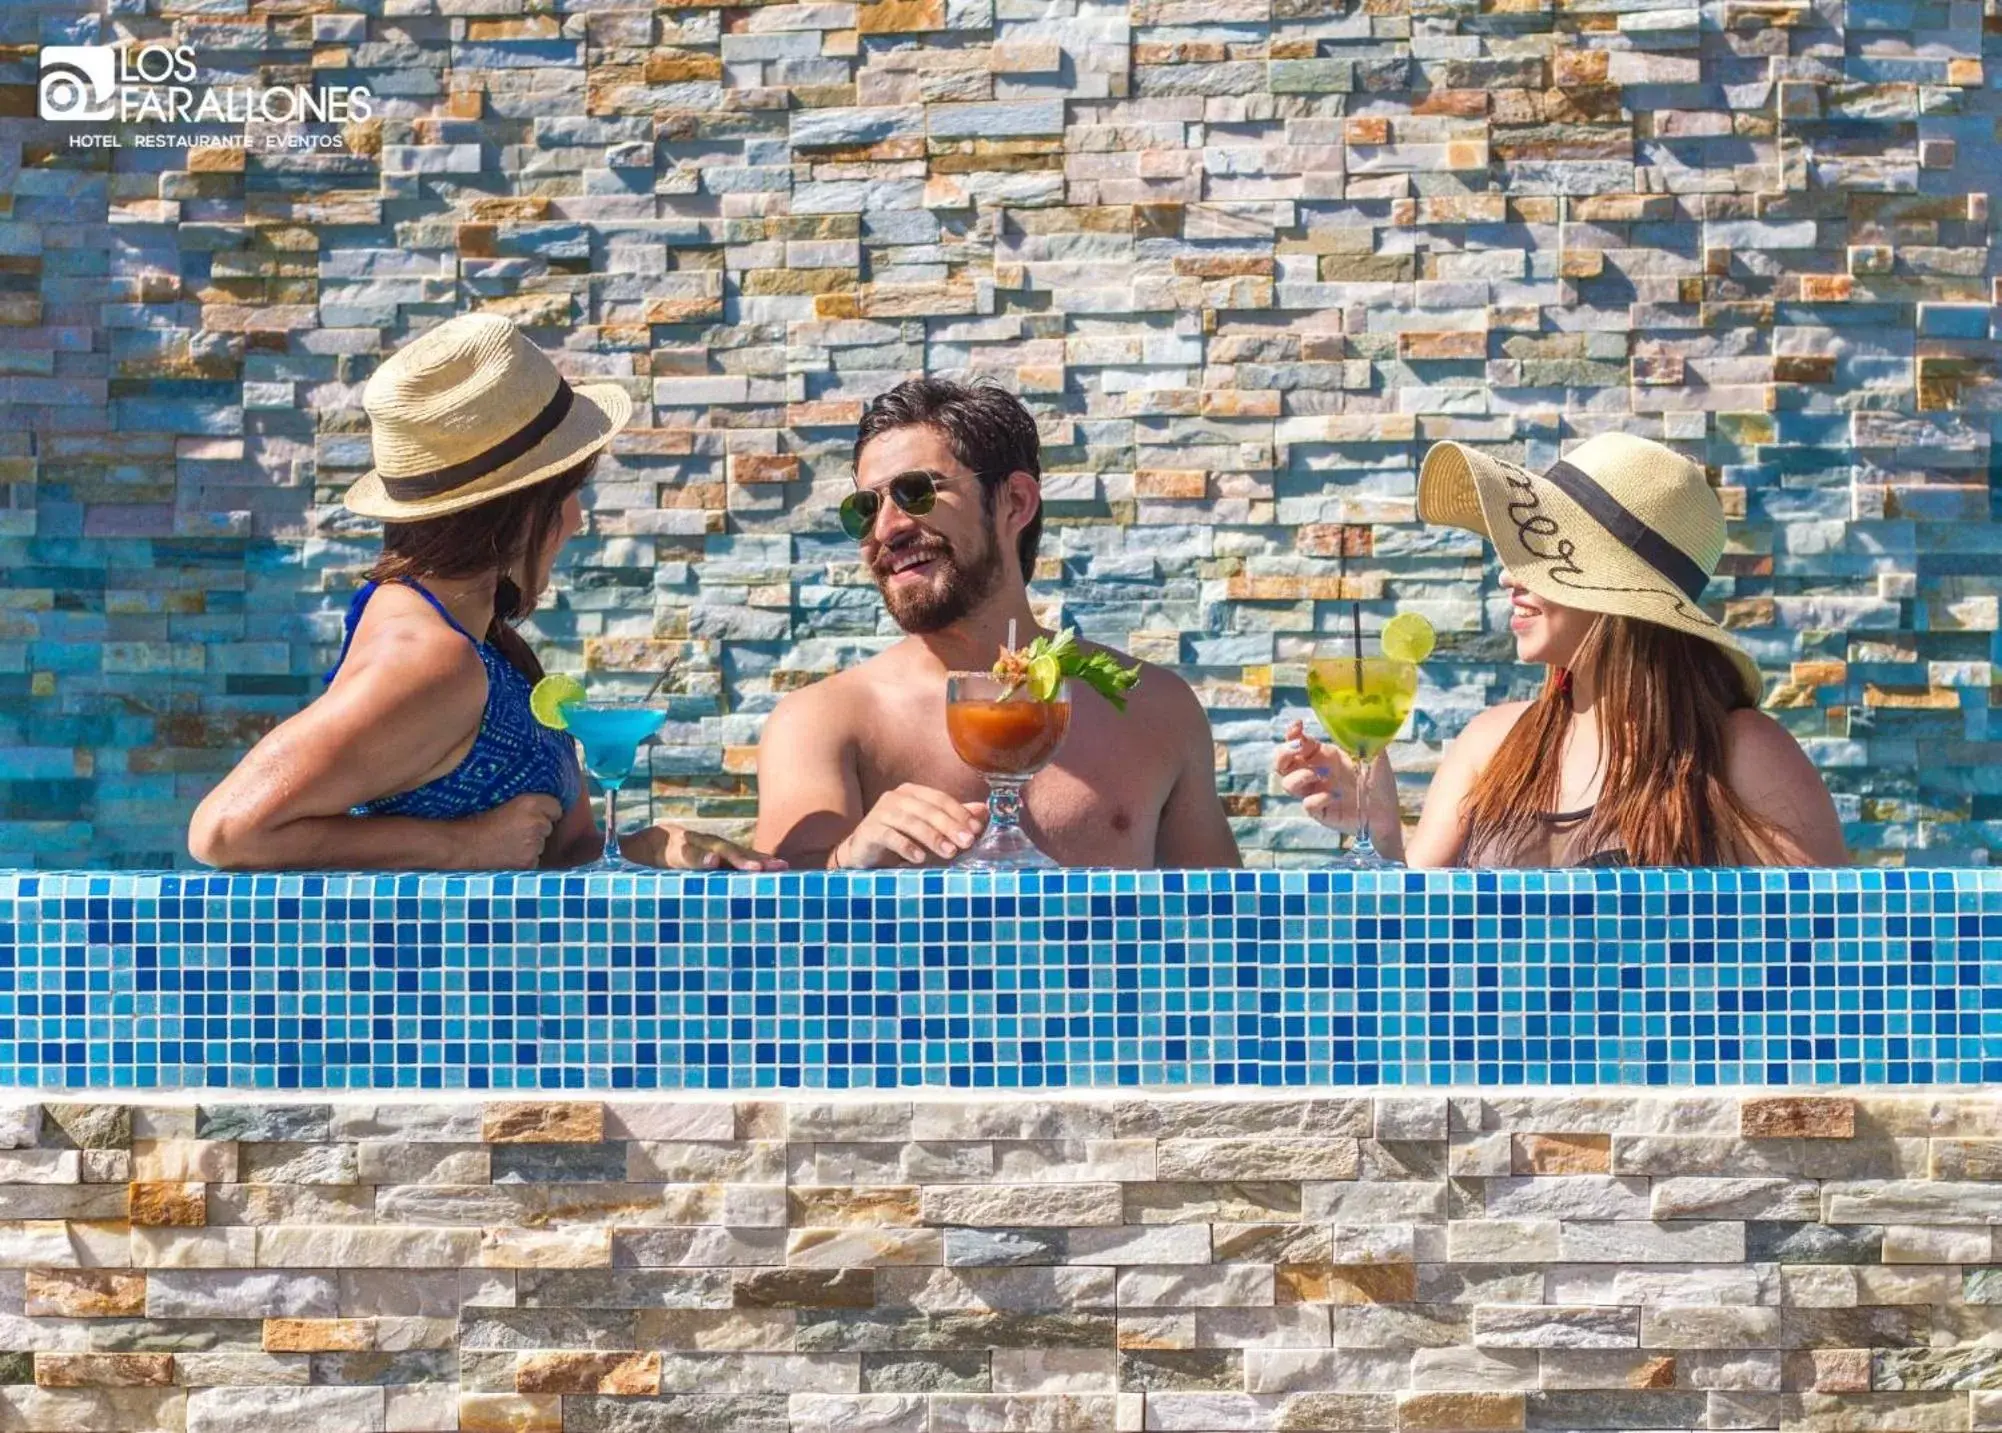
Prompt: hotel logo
<box><xmin>37</xmin><ymin>42</ymin><xmax>371</xmax><ymax>127</ymax></box>
<box><xmin>38</xmin><ymin>45</ymin><xmax>118</xmax><ymax>122</ymax></box>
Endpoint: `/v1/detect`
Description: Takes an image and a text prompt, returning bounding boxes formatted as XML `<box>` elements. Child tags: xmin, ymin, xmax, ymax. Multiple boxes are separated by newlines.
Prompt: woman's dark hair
<box><xmin>853</xmin><ymin>378</ymin><xmax>1044</xmax><ymax>580</ymax></box>
<box><xmin>366</xmin><ymin>453</ymin><xmax>595</xmax><ymax>682</ymax></box>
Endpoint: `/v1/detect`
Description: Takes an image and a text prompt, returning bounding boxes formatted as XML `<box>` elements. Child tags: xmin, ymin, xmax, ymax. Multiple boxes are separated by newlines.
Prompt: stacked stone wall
<box><xmin>4</xmin><ymin>1094</ymin><xmax>2002</xmax><ymax>1431</ymax></box>
<box><xmin>0</xmin><ymin>0</ymin><xmax>1998</xmax><ymax>865</ymax></box>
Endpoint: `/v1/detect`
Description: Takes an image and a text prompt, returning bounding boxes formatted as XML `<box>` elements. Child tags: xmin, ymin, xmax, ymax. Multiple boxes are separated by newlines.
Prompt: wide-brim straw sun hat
<box><xmin>344</xmin><ymin>312</ymin><xmax>634</xmax><ymax>521</ymax></box>
<box><xmin>1416</xmin><ymin>431</ymin><xmax>1765</xmax><ymax>706</ymax></box>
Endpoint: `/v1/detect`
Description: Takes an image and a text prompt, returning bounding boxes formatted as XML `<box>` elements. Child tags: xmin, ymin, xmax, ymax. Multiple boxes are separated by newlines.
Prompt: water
<box><xmin>560</xmin><ymin>705</ymin><xmax>667</xmax><ymax>785</ymax></box>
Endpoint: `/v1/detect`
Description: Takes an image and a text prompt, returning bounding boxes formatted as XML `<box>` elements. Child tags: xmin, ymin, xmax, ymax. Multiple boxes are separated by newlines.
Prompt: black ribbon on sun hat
<box><xmin>1539</xmin><ymin>458</ymin><xmax>1711</xmax><ymax>604</ymax></box>
<box><xmin>380</xmin><ymin>379</ymin><xmax>577</xmax><ymax>503</ymax></box>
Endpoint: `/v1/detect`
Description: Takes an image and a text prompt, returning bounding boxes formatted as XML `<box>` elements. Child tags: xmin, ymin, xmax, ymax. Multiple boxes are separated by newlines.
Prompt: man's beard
<box><xmin>875</xmin><ymin>520</ymin><xmax>1005</xmax><ymax>635</ymax></box>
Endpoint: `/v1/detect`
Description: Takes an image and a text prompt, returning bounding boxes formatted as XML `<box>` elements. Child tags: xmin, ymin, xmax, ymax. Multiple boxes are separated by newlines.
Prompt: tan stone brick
<box><xmin>34</xmin><ymin>1353</ymin><xmax>175</xmax><ymax>1388</ymax></box>
<box><xmin>1275</xmin><ymin>1262</ymin><xmax>1416</xmax><ymax>1305</ymax></box>
<box><xmin>24</xmin><ymin>1268</ymin><xmax>147</xmax><ymax>1318</ymax></box>
<box><xmin>1742</xmin><ymin>1097</ymin><xmax>1855</xmax><ymax>1139</ymax></box>
<box><xmin>1512</xmin><ymin>1133</ymin><xmax>1612</xmax><ymax>1175</ymax></box>
<box><xmin>728</xmin><ymin>454</ymin><xmax>802</xmax><ymax>485</ymax></box>
<box><xmin>1136</xmin><ymin>470</ymin><xmax>1208</xmax><ymax>499</ymax></box>
<box><xmin>131</xmin><ymin>1139</ymin><xmax>236</xmax><ymax>1182</ymax></box>
<box><xmin>1398</xmin><ymin>1391</ymin><xmax>1526</xmax><ymax>1431</ymax></box>
<box><xmin>460</xmin><ymin>1393</ymin><xmax>563</xmax><ymax>1433</ymax></box>
<box><xmin>858</xmin><ymin>0</ymin><xmax>944</xmax><ymax>28</ymax></box>
<box><xmin>516</xmin><ymin>1351</ymin><xmax>662</xmax><ymax>1395</ymax></box>
<box><xmin>263</xmin><ymin>1318</ymin><xmax>372</xmax><ymax>1352</ymax></box>
<box><xmin>1793</xmin><ymin>1349</ymin><xmax>1871</xmax><ymax>1393</ymax></box>
<box><xmin>789</xmin><ymin>1187</ymin><xmax>922</xmax><ymax>1226</ymax></box>
<box><xmin>482</xmin><ymin>1102</ymin><xmax>604</xmax><ymax>1144</ymax></box>
<box><xmin>1799</xmin><ymin>274</ymin><xmax>1853</xmax><ymax>301</ymax></box>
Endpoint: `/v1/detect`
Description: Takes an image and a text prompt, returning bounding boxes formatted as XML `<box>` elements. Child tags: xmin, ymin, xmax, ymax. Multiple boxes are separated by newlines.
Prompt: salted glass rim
<box><xmin>944</xmin><ymin>670</ymin><xmax>1077</xmax><ymax>686</ymax></box>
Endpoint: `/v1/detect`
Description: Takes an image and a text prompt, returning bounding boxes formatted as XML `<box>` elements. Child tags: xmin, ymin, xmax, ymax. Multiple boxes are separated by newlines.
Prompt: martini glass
<box><xmin>1305</xmin><ymin>653</ymin><xmax>1417</xmax><ymax>869</ymax></box>
<box><xmin>944</xmin><ymin>673</ymin><xmax>1072</xmax><ymax>869</ymax></box>
<box><xmin>559</xmin><ymin>701</ymin><xmax>669</xmax><ymax>871</ymax></box>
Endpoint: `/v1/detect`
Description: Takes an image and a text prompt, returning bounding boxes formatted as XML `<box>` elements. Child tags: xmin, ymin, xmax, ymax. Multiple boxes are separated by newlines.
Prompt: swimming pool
<box><xmin>2</xmin><ymin>866</ymin><xmax>1994</xmax><ymax>1091</ymax></box>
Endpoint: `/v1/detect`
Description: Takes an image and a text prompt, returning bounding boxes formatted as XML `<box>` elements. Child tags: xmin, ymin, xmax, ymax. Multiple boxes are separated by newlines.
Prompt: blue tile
<box><xmin>0</xmin><ymin>868</ymin><xmax>1997</xmax><ymax>1089</ymax></box>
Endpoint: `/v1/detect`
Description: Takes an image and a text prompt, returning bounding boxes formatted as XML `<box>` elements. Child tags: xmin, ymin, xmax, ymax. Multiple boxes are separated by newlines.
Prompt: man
<box><xmin>754</xmin><ymin>378</ymin><xmax>1240</xmax><ymax>869</ymax></box>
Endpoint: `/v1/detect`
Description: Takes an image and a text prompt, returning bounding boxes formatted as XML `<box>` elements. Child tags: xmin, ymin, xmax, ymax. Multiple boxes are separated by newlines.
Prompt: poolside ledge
<box><xmin>0</xmin><ymin>867</ymin><xmax>1994</xmax><ymax>1091</ymax></box>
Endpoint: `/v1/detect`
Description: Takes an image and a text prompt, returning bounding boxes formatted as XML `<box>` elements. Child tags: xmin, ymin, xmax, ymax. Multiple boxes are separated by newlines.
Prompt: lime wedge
<box><xmin>1026</xmin><ymin>653</ymin><xmax>1062</xmax><ymax>702</ymax></box>
<box><xmin>1380</xmin><ymin>612</ymin><xmax>1436</xmax><ymax>664</ymax></box>
<box><xmin>529</xmin><ymin>673</ymin><xmax>586</xmax><ymax>730</ymax></box>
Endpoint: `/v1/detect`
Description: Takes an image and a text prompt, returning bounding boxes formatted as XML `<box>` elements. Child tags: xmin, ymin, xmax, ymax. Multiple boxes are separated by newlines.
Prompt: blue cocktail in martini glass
<box><xmin>558</xmin><ymin>702</ymin><xmax>668</xmax><ymax>870</ymax></box>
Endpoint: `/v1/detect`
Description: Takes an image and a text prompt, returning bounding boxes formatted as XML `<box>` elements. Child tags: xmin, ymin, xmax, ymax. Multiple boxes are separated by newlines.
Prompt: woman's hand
<box><xmin>1274</xmin><ymin>721</ymin><xmax>1404</xmax><ymax>858</ymax></box>
<box><xmin>1275</xmin><ymin>720</ymin><xmax>1355</xmax><ymax>830</ymax></box>
<box><xmin>455</xmin><ymin>793</ymin><xmax>566</xmax><ymax>868</ymax></box>
<box><xmin>624</xmin><ymin>823</ymin><xmax>788</xmax><ymax>872</ymax></box>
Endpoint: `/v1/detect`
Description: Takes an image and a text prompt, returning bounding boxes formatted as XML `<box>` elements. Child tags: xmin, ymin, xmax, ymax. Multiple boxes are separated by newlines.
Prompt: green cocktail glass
<box><xmin>1306</xmin><ymin>654</ymin><xmax>1417</xmax><ymax>870</ymax></box>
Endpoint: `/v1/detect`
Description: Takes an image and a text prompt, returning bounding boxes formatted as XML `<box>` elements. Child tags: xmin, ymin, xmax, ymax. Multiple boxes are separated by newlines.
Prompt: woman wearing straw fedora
<box><xmin>189</xmin><ymin>313</ymin><xmax>781</xmax><ymax>872</ymax></box>
<box><xmin>1276</xmin><ymin>433</ymin><xmax>1847</xmax><ymax>868</ymax></box>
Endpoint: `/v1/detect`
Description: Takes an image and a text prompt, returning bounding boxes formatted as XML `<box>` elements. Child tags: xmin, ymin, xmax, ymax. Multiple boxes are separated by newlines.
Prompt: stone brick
<box><xmin>483</xmin><ymin>1102</ymin><xmax>605</xmax><ymax>1144</ymax></box>
<box><xmin>459</xmin><ymin>1393</ymin><xmax>563</xmax><ymax>1433</ymax></box>
<box><xmin>32</xmin><ymin>1353</ymin><xmax>175</xmax><ymax>1387</ymax></box>
<box><xmin>515</xmin><ymin>1351</ymin><xmax>662</xmax><ymax>1394</ymax></box>
<box><xmin>185</xmin><ymin>1385</ymin><xmax>385</xmax><ymax>1433</ymax></box>
<box><xmin>1399</xmin><ymin>1392</ymin><xmax>1525</xmax><ymax>1431</ymax></box>
<box><xmin>1511</xmin><ymin>1135</ymin><xmax>1611</xmax><ymax>1176</ymax></box>
<box><xmin>23</xmin><ymin>1268</ymin><xmax>147</xmax><ymax>1318</ymax></box>
<box><xmin>127</xmin><ymin>1181</ymin><xmax>207</xmax><ymax>1227</ymax></box>
<box><xmin>1742</xmin><ymin>1099</ymin><xmax>1856</xmax><ymax>1140</ymax></box>
<box><xmin>736</xmin><ymin>1269</ymin><xmax>877</xmax><ymax>1308</ymax></box>
<box><xmin>921</xmin><ymin>1185</ymin><xmax>1124</xmax><ymax>1227</ymax></box>
<box><xmin>263</xmin><ymin>1318</ymin><xmax>373</xmax><ymax>1352</ymax></box>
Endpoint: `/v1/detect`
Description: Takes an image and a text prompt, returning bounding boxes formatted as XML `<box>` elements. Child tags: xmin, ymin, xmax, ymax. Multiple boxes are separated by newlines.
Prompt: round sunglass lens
<box><xmin>892</xmin><ymin>475</ymin><xmax>938</xmax><ymax>516</ymax></box>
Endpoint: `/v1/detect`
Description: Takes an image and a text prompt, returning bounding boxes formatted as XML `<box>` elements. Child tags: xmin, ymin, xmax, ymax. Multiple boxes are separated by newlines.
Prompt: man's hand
<box><xmin>454</xmin><ymin>793</ymin><xmax>564</xmax><ymax>868</ymax></box>
<box><xmin>833</xmin><ymin>784</ymin><xmax>988</xmax><ymax>867</ymax></box>
<box><xmin>629</xmin><ymin>824</ymin><xmax>788</xmax><ymax>872</ymax></box>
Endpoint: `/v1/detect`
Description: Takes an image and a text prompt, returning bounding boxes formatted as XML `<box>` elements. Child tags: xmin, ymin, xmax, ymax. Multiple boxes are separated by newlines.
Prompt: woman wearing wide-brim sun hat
<box><xmin>1276</xmin><ymin>431</ymin><xmax>1848</xmax><ymax>869</ymax></box>
<box><xmin>189</xmin><ymin>311</ymin><xmax>783</xmax><ymax>873</ymax></box>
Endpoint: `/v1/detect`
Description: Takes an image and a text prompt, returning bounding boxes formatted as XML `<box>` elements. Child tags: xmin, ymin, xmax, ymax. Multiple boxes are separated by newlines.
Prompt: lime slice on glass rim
<box><xmin>1025</xmin><ymin>653</ymin><xmax>1063</xmax><ymax>702</ymax></box>
<box><xmin>1379</xmin><ymin>612</ymin><xmax>1436</xmax><ymax>664</ymax></box>
<box><xmin>529</xmin><ymin>673</ymin><xmax>586</xmax><ymax>730</ymax></box>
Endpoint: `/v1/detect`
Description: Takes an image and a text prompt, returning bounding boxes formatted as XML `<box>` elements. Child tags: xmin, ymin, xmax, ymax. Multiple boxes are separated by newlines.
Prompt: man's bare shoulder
<box><xmin>1079</xmin><ymin>640</ymin><xmax>1208</xmax><ymax>734</ymax></box>
<box><xmin>759</xmin><ymin>647</ymin><xmax>902</xmax><ymax>744</ymax></box>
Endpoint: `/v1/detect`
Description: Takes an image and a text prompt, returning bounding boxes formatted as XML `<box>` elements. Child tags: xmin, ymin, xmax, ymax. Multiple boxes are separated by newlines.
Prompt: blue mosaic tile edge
<box><xmin>1</xmin><ymin>867</ymin><xmax>1998</xmax><ymax>1092</ymax></box>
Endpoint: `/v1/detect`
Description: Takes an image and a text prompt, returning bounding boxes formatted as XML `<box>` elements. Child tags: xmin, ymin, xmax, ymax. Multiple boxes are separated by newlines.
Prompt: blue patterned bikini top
<box><xmin>325</xmin><ymin>578</ymin><xmax>582</xmax><ymax>820</ymax></box>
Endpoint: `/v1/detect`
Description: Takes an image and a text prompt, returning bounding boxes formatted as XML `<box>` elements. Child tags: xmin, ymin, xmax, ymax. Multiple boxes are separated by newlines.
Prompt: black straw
<box><xmin>643</xmin><ymin>650</ymin><xmax>678</xmax><ymax>703</ymax></box>
<box><xmin>1350</xmin><ymin>601</ymin><xmax>1363</xmax><ymax>687</ymax></box>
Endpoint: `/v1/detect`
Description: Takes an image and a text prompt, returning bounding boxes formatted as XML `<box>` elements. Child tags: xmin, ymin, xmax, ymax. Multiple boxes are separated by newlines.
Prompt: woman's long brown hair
<box><xmin>1461</xmin><ymin>616</ymin><xmax>1786</xmax><ymax>866</ymax></box>
<box><xmin>365</xmin><ymin>454</ymin><xmax>595</xmax><ymax>683</ymax></box>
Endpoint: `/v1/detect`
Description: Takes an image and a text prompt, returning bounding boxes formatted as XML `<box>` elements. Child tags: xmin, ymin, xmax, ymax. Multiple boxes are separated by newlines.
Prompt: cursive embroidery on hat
<box><xmin>1499</xmin><ymin>461</ymin><xmax>1703</xmax><ymax>623</ymax></box>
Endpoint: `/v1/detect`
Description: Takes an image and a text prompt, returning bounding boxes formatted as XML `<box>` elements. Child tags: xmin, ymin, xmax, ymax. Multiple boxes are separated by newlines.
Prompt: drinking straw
<box><xmin>643</xmin><ymin>651</ymin><xmax>677</xmax><ymax>703</ymax></box>
<box><xmin>1350</xmin><ymin>600</ymin><xmax>1363</xmax><ymax>688</ymax></box>
<box><xmin>1008</xmin><ymin>618</ymin><xmax>1017</xmax><ymax>655</ymax></box>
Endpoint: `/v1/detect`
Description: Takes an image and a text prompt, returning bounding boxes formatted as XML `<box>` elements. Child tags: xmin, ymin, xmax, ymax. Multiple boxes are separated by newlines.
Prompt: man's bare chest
<box><xmin>857</xmin><ymin>710</ymin><xmax>1175</xmax><ymax>866</ymax></box>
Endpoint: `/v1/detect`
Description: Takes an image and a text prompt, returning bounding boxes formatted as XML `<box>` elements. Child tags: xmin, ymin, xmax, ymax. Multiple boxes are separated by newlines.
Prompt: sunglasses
<box><xmin>839</xmin><ymin>470</ymin><xmax>956</xmax><ymax>541</ymax></box>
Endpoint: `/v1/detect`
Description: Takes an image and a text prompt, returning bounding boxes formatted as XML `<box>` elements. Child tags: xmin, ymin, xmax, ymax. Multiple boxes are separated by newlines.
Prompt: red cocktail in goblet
<box><xmin>945</xmin><ymin>672</ymin><xmax>1071</xmax><ymax>868</ymax></box>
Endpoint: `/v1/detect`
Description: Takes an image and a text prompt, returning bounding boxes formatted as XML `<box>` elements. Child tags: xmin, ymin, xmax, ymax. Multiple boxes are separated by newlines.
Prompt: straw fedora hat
<box><xmin>1417</xmin><ymin>432</ymin><xmax>1765</xmax><ymax>705</ymax></box>
<box><xmin>343</xmin><ymin>312</ymin><xmax>633</xmax><ymax>521</ymax></box>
